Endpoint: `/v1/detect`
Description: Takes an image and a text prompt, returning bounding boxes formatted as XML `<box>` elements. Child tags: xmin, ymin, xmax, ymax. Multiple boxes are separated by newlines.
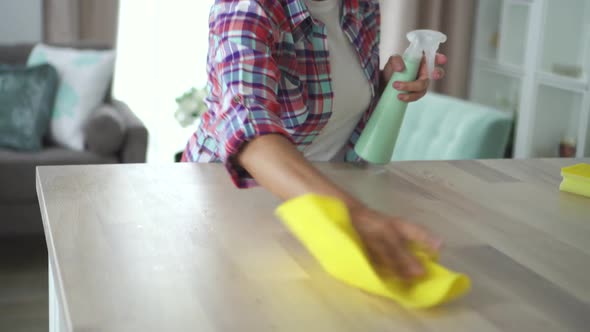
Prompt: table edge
<box><xmin>36</xmin><ymin>167</ymin><xmax>74</xmax><ymax>332</ymax></box>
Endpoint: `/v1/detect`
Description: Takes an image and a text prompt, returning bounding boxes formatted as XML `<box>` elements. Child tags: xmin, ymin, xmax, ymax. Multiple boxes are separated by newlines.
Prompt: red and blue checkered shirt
<box><xmin>182</xmin><ymin>0</ymin><xmax>381</xmax><ymax>187</ymax></box>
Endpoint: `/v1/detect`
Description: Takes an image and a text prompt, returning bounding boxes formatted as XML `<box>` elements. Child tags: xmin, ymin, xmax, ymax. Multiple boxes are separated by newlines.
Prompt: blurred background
<box><xmin>0</xmin><ymin>0</ymin><xmax>588</xmax><ymax>330</ymax></box>
<box><xmin>2</xmin><ymin>0</ymin><xmax>587</xmax><ymax>162</ymax></box>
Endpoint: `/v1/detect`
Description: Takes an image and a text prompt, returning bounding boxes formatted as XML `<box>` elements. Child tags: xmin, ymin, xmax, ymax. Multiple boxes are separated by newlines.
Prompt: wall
<box><xmin>0</xmin><ymin>0</ymin><xmax>42</xmax><ymax>43</ymax></box>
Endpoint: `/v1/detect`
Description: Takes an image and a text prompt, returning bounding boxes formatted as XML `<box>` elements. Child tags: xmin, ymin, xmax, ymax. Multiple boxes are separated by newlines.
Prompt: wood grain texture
<box><xmin>36</xmin><ymin>159</ymin><xmax>590</xmax><ymax>331</ymax></box>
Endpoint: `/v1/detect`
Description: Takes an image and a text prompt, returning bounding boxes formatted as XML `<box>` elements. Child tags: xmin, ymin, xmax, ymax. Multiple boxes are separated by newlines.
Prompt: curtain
<box><xmin>43</xmin><ymin>0</ymin><xmax>119</xmax><ymax>47</ymax></box>
<box><xmin>380</xmin><ymin>0</ymin><xmax>476</xmax><ymax>98</ymax></box>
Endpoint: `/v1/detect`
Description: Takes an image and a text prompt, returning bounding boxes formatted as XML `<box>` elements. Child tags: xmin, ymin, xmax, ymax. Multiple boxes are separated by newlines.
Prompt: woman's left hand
<box><xmin>382</xmin><ymin>53</ymin><xmax>447</xmax><ymax>102</ymax></box>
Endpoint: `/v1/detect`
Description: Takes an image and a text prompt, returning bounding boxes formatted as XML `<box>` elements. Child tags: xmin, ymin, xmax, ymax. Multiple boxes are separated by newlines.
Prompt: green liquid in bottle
<box><xmin>354</xmin><ymin>56</ymin><xmax>422</xmax><ymax>164</ymax></box>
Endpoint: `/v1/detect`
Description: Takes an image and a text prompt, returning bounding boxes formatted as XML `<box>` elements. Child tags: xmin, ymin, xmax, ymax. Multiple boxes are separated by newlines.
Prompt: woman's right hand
<box><xmin>238</xmin><ymin>134</ymin><xmax>442</xmax><ymax>279</ymax></box>
<box><xmin>349</xmin><ymin>205</ymin><xmax>442</xmax><ymax>279</ymax></box>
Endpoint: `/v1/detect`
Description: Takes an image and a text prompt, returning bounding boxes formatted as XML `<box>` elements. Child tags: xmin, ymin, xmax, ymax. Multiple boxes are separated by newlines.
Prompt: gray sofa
<box><xmin>0</xmin><ymin>43</ymin><xmax>148</xmax><ymax>235</ymax></box>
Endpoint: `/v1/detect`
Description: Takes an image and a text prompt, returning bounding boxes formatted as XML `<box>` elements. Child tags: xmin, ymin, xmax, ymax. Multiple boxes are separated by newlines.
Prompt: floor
<box><xmin>0</xmin><ymin>235</ymin><xmax>48</xmax><ymax>332</ymax></box>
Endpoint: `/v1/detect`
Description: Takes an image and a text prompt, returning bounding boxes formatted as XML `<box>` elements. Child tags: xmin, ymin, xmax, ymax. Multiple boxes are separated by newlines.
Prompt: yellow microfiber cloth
<box><xmin>560</xmin><ymin>163</ymin><xmax>590</xmax><ymax>198</ymax></box>
<box><xmin>275</xmin><ymin>194</ymin><xmax>471</xmax><ymax>309</ymax></box>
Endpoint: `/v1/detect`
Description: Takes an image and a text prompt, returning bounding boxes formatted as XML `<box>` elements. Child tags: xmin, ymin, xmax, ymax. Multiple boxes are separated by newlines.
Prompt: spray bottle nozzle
<box><xmin>404</xmin><ymin>30</ymin><xmax>447</xmax><ymax>80</ymax></box>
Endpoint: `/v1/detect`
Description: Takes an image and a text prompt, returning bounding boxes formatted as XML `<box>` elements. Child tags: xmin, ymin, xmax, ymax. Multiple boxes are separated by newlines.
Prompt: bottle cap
<box><xmin>404</xmin><ymin>30</ymin><xmax>447</xmax><ymax>79</ymax></box>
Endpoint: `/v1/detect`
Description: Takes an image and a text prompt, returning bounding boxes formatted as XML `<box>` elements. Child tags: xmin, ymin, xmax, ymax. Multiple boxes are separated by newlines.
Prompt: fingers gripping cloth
<box><xmin>275</xmin><ymin>194</ymin><xmax>471</xmax><ymax>309</ymax></box>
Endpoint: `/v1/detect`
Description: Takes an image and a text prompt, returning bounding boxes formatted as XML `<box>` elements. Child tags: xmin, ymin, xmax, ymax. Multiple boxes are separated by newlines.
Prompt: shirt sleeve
<box><xmin>208</xmin><ymin>1</ymin><xmax>292</xmax><ymax>188</ymax></box>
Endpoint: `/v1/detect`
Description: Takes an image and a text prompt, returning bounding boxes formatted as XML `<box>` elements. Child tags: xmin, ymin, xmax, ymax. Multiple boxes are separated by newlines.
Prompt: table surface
<box><xmin>37</xmin><ymin>159</ymin><xmax>590</xmax><ymax>331</ymax></box>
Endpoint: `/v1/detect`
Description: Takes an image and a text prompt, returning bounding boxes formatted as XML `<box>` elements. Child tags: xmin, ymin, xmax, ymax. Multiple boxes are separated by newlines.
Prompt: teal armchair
<box><xmin>392</xmin><ymin>93</ymin><xmax>513</xmax><ymax>161</ymax></box>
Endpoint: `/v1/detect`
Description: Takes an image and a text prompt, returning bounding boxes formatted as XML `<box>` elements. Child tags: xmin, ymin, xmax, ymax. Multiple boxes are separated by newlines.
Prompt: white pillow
<box><xmin>27</xmin><ymin>44</ymin><xmax>116</xmax><ymax>150</ymax></box>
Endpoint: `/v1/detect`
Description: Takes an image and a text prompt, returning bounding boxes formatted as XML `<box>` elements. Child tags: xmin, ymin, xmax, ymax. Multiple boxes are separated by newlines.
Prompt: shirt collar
<box><xmin>287</xmin><ymin>0</ymin><xmax>360</xmax><ymax>41</ymax></box>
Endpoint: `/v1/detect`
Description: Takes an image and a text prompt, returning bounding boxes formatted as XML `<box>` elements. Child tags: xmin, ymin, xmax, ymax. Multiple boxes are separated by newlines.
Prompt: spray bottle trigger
<box><xmin>405</xmin><ymin>30</ymin><xmax>447</xmax><ymax>80</ymax></box>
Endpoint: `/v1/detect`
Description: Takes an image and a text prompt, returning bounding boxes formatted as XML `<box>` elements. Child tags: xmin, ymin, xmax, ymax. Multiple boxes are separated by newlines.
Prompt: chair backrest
<box><xmin>392</xmin><ymin>93</ymin><xmax>513</xmax><ymax>161</ymax></box>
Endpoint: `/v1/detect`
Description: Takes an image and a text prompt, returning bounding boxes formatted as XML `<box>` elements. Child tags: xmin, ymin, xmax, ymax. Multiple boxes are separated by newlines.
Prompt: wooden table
<box><xmin>36</xmin><ymin>159</ymin><xmax>590</xmax><ymax>331</ymax></box>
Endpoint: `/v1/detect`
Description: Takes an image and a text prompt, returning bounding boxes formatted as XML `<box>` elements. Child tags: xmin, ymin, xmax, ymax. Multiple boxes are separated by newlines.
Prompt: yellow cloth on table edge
<box><xmin>275</xmin><ymin>194</ymin><xmax>471</xmax><ymax>309</ymax></box>
<box><xmin>560</xmin><ymin>163</ymin><xmax>590</xmax><ymax>198</ymax></box>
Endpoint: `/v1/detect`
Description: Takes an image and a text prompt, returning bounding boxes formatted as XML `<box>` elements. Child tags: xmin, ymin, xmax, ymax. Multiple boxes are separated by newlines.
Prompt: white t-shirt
<box><xmin>303</xmin><ymin>0</ymin><xmax>373</xmax><ymax>162</ymax></box>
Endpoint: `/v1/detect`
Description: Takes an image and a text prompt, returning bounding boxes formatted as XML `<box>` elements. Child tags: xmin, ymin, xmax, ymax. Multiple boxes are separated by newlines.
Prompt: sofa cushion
<box><xmin>85</xmin><ymin>104</ymin><xmax>126</xmax><ymax>156</ymax></box>
<box><xmin>0</xmin><ymin>147</ymin><xmax>117</xmax><ymax>203</ymax></box>
<box><xmin>0</xmin><ymin>44</ymin><xmax>32</xmax><ymax>65</ymax></box>
<box><xmin>0</xmin><ymin>64</ymin><xmax>59</xmax><ymax>151</ymax></box>
<box><xmin>0</xmin><ymin>203</ymin><xmax>42</xmax><ymax>234</ymax></box>
<box><xmin>27</xmin><ymin>44</ymin><xmax>116</xmax><ymax>151</ymax></box>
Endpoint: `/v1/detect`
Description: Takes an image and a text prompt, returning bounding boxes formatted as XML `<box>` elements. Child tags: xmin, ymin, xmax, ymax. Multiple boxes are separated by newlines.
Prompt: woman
<box><xmin>183</xmin><ymin>0</ymin><xmax>447</xmax><ymax>279</ymax></box>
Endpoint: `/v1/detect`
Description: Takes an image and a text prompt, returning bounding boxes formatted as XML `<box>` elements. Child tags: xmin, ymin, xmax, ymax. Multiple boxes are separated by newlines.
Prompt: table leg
<box><xmin>49</xmin><ymin>258</ymin><xmax>67</xmax><ymax>332</ymax></box>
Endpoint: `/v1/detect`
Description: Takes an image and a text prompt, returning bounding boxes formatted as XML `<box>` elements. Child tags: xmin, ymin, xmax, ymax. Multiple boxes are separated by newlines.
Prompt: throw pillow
<box><xmin>27</xmin><ymin>44</ymin><xmax>116</xmax><ymax>150</ymax></box>
<box><xmin>0</xmin><ymin>64</ymin><xmax>59</xmax><ymax>151</ymax></box>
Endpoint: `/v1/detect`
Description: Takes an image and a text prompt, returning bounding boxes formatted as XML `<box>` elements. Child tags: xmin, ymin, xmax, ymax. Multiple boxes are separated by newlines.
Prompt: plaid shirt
<box><xmin>182</xmin><ymin>0</ymin><xmax>381</xmax><ymax>187</ymax></box>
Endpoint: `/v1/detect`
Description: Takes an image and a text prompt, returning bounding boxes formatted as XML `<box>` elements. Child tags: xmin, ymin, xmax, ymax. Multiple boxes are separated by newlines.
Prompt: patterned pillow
<box><xmin>0</xmin><ymin>64</ymin><xmax>59</xmax><ymax>151</ymax></box>
<box><xmin>27</xmin><ymin>44</ymin><xmax>116</xmax><ymax>150</ymax></box>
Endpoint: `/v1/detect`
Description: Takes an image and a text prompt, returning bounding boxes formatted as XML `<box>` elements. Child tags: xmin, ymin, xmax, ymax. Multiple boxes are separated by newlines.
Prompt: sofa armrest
<box><xmin>85</xmin><ymin>104</ymin><xmax>126</xmax><ymax>156</ymax></box>
<box><xmin>110</xmin><ymin>99</ymin><xmax>148</xmax><ymax>163</ymax></box>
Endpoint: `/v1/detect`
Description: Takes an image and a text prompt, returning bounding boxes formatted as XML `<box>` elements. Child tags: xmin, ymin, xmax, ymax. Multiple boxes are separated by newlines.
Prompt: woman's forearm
<box><xmin>237</xmin><ymin>134</ymin><xmax>363</xmax><ymax>209</ymax></box>
<box><xmin>237</xmin><ymin>134</ymin><xmax>441</xmax><ymax>279</ymax></box>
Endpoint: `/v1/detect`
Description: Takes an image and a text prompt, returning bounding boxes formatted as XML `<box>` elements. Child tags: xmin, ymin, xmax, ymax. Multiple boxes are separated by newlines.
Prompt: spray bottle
<box><xmin>354</xmin><ymin>30</ymin><xmax>447</xmax><ymax>164</ymax></box>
